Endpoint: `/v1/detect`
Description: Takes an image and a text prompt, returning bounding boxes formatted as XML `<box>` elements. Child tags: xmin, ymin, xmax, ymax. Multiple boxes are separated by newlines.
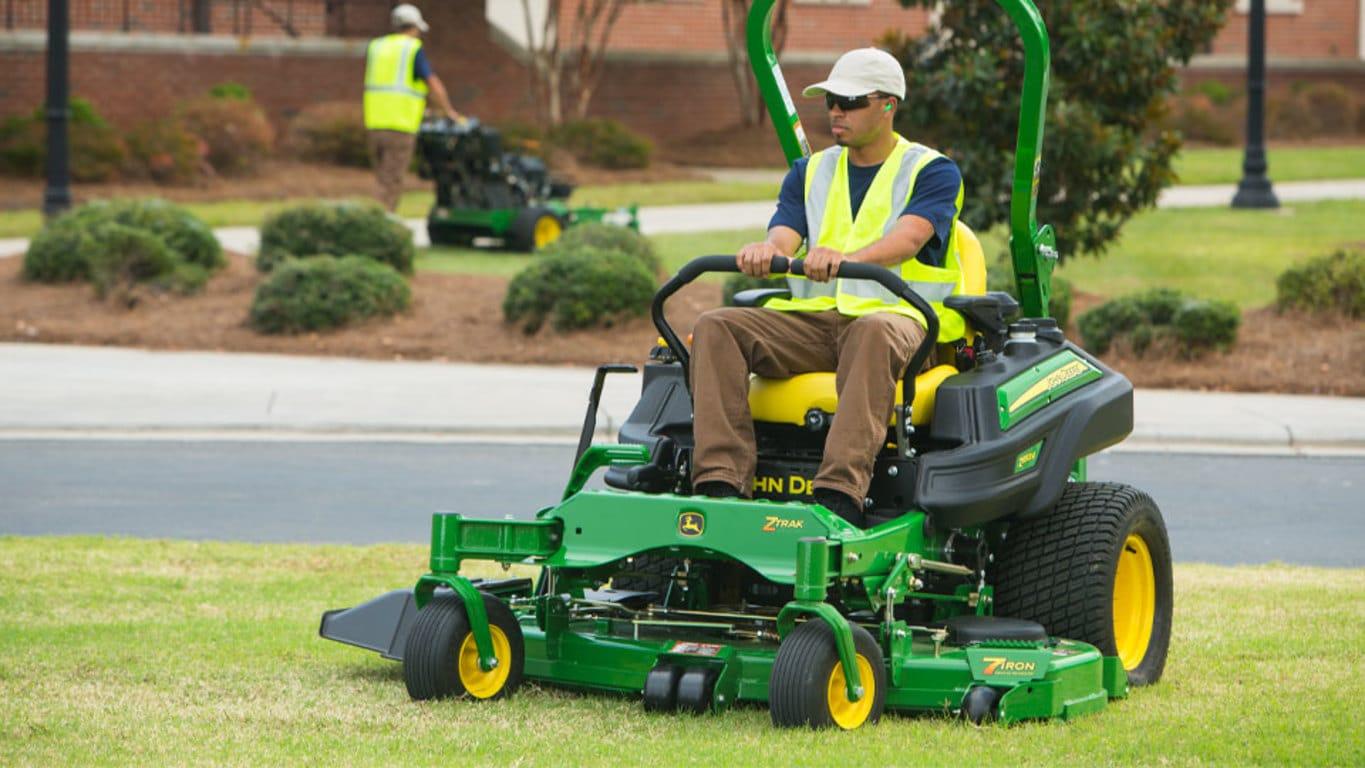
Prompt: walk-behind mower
<box><xmin>417</xmin><ymin>116</ymin><xmax>638</xmax><ymax>251</ymax></box>
<box><xmin>320</xmin><ymin>0</ymin><xmax>1172</xmax><ymax>729</ymax></box>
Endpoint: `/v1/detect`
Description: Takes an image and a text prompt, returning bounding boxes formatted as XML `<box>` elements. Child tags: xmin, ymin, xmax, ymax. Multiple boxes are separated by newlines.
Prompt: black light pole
<box><xmin>1232</xmin><ymin>0</ymin><xmax>1278</xmax><ymax>208</ymax></box>
<box><xmin>42</xmin><ymin>0</ymin><xmax>72</xmax><ymax>217</ymax></box>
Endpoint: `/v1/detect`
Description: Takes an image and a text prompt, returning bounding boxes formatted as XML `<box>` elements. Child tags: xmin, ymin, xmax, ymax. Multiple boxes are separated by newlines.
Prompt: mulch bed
<box><xmin>1</xmin><ymin>254</ymin><xmax>1360</xmax><ymax>395</ymax></box>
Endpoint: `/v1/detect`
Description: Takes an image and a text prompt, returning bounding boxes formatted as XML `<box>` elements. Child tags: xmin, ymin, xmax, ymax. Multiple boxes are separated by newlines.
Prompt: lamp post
<box><xmin>42</xmin><ymin>0</ymin><xmax>72</xmax><ymax>218</ymax></box>
<box><xmin>1232</xmin><ymin>0</ymin><xmax>1279</xmax><ymax>208</ymax></box>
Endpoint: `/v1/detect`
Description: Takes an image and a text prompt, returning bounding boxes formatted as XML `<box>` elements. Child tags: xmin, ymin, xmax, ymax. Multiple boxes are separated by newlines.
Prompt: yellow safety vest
<box><xmin>363</xmin><ymin>33</ymin><xmax>429</xmax><ymax>134</ymax></box>
<box><xmin>765</xmin><ymin>134</ymin><xmax>968</xmax><ymax>342</ymax></box>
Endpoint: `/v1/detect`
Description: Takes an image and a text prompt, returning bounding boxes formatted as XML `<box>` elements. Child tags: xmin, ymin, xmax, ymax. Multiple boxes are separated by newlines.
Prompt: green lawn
<box><xmin>1</xmin><ymin>536</ymin><xmax>1360</xmax><ymax>766</ymax></box>
<box><xmin>1054</xmin><ymin>198</ymin><xmax>1365</xmax><ymax>308</ymax></box>
<box><xmin>1175</xmin><ymin>144</ymin><xmax>1365</xmax><ymax>186</ymax></box>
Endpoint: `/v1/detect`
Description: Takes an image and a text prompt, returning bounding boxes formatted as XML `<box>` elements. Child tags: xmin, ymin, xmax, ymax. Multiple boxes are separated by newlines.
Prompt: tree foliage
<box><xmin>888</xmin><ymin>0</ymin><xmax>1232</xmax><ymax>258</ymax></box>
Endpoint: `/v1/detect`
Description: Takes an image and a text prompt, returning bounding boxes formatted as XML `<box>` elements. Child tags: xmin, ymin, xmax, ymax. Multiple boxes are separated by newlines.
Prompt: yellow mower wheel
<box><xmin>403</xmin><ymin>592</ymin><xmax>525</xmax><ymax>701</ymax></box>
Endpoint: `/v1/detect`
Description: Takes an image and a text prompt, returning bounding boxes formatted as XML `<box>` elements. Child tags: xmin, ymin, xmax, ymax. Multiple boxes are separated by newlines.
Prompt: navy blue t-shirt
<box><xmin>413</xmin><ymin>48</ymin><xmax>432</xmax><ymax>80</ymax></box>
<box><xmin>768</xmin><ymin>154</ymin><xmax>962</xmax><ymax>267</ymax></box>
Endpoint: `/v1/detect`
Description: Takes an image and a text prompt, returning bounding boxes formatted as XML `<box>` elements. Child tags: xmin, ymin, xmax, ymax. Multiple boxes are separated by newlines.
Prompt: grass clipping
<box><xmin>1</xmin><ymin>537</ymin><xmax>1362</xmax><ymax>766</ymax></box>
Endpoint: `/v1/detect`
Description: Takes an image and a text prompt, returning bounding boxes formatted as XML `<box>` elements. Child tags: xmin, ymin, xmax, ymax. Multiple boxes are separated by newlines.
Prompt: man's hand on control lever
<box><xmin>804</xmin><ymin>246</ymin><xmax>847</xmax><ymax>283</ymax></box>
<box><xmin>736</xmin><ymin>242</ymin><xmax>783</xmax><ymax>278</ymax></box>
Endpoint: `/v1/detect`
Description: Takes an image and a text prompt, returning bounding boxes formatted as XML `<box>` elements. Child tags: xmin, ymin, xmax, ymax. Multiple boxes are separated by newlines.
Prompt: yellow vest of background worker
<box><xmin>764</xmin><ymin>134</ymin><xmax>968</xmax><ymax>343</ymax></box>
<box><xmin>363</xmin><ymin>33</ymin><xmax>430</xmax><ymax>134</ymax></box>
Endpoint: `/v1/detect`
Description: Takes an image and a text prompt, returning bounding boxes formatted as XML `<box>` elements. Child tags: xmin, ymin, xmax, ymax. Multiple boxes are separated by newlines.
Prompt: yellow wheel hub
<box><xmin>456</xmin><ymin>625</ymin><xmax>512</xmax><ymax>699</ymax></box>
<box><xmin>533</xmin><ymin>216</ymin><xmax>562</xmax><ymax>248</ymax></box>
<box><xmin>825</xmin><ymin>653</ymin><xmax>876</xmax><ymax>730</ymax></box>
<box><xmin>1112</xmin><ymin>533</ymin><xmax>1156</xmax><ymax>671</ymax></box>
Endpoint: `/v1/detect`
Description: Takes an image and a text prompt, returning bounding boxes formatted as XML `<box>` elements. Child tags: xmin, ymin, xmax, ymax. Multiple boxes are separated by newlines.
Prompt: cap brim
<box><xmin>801</xmin><ymin>78</ymin><xmax>869</xmax><ymax>98</ymax></box>
<box><xmin>416</xmin><ymin>20</ymin><xmax>430</xmax><ymax>32</ymax></box>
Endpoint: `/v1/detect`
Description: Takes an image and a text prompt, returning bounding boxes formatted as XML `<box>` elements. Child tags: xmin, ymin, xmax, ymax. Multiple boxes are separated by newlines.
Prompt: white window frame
<box><xmin>1234</xmin><ymin>0</ymin><xmax>1304</xmax><ymax>14</ymax></box>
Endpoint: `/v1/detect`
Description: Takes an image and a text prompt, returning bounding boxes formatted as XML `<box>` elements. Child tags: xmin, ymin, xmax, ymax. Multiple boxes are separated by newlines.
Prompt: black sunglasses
<box><xmin>825</xmin><ymin>92</ymin><xmax>890</xmax><ymax>111</ymax></box>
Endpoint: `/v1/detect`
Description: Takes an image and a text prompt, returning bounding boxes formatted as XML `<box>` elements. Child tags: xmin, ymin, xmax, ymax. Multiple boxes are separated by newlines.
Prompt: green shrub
<box><xmin>22</xmin><ymin>210</ymin><xmax>99</xmax><ymax>282</ymax></box>
<box><xmin>21</xmin><ymin>199</ymin><xmax>222</xmax><ymax>286</ymax></box>
<box><xmin>125</xmin><ymin>119</ymin><xmax>205</xmax><ymax>184</ymax></box>
<box><xmin>550</xmin><ymin>119</ymin><xmax>652</xmax><ymax>170</ymax></box>
<box><xmin>251</xmin><ymin>255</ymin><xmax>409</xmax><ymax>334</ymax></box>
<box><xmin>1195</xmin><ymin>80</ymin><xmax>1235</xmax><ymax>107</ymax></box>
<box><xmin>286</xmin><ymin>102</ymin><xmax>369</xmax><ymax>167</ymax></box>
<box><xmin>84</xmin><ymin>223</ymin><xmax>179</xmax><ymax>301</ymax></box>
<box><xmin>1276</xmin><ymin>250</ymin><xmax>1365</xmax><ymax>319</ymax></box>
<box><xmin>1171</xmin><ymin>300</ymin><xmax>1240</xmax><ymax>352</ymax></box>
<box><xmin>179</xmin><ymin>96</ymin><xmax>275</xmax><ymax>176</ymax></box>
<box><xmin>0</xmin><ymin>98</ymin><xmax>126</xmax><ymax>182</ymax></box>
<box><xmin>208</xmin><ymin>82</ymin><xmax>253</xmax><ymax>101</ymax></box>
<box><xmin>249</xmin><ymin>256</ymin><xmax>411</xmax><ymax>334</ymax></box>
<box><xmin>1079</xmin><ymin>288</ymin><xmax>1240</xmax><ymax>357</ymax></box>
<box><xmin>496</xmin><ymin>120</ymin><xmax>548</xmax><ymax>157</ymax></box>
<box><xmin>1170</xmin><ymin>96</ymin><xmax>1236</xmax><ymax>146</ymax></box>
<box><xmin>503</xmin><ymin>246</ymin><xmax>657</xmax><ymax>333</ymax></box>
<box><xmin>257</xmin><ymin>202</ymin><xmax>414</xmax><ymax>274</ymax></box>
<box><xmin>542</xmin><ymin>222</ymin><xmax>660</xmax><ymax>275</ymax></box>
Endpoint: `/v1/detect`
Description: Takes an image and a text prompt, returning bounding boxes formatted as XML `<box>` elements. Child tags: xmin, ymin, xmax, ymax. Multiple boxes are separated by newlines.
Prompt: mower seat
<box><xmin>747</xmin><ymin>221</ymin><xmax>988</xmax><ymax>429</ymax></box>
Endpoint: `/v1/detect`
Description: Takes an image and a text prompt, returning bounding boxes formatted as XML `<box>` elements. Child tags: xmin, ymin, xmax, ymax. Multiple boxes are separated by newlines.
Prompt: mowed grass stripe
<box><xmin>1</xmin><ymin>536</ymin><xmax>1361</xmax><ymax>766</ymax></box>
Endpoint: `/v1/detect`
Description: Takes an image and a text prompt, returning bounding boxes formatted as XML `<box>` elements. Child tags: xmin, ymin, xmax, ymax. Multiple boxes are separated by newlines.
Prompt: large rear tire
<box><xmin>992</xmin><ymin>481</ymin><xmax>1173</xmax><ymax>686</ymax></box>
<box><xmin>403</xmin><ymin>592</ymin><xmax>525</xmax><ymax>701</ymax></box>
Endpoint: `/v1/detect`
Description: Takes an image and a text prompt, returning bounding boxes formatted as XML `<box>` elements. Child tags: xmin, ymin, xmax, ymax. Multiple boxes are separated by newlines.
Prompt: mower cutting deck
<box><xmin>319</xmin><ymin>0</ymin><xmax>1172</xmax><ymax>729</ymax></box>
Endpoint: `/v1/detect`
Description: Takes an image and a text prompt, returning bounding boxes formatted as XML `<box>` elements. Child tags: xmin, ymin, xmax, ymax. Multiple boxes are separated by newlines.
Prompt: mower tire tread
<box><xmin>769</xmin><ymin>620</ymin><xmax>886</xmax><ymax>729</ymax></box>
<box><xmin>992</xmin><ymin>481</ymin><xmax>1172</xmax><ymax>686</ymax></box>
<box><xmin>403</xmin><ymin>592</ymin><xmax>525</xmax><ymax>701</ymax></box>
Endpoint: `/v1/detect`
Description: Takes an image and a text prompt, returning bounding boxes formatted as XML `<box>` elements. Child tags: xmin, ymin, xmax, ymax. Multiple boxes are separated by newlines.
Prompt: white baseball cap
<box><xmin>802</xmin><ymin>48</ymin><xmax>906</xmax><ymax>100</ymax></box>
<box><xmin>391</xmin><ymin>3</ymin><xmax>429</xmax><ymax>32</ymax></box>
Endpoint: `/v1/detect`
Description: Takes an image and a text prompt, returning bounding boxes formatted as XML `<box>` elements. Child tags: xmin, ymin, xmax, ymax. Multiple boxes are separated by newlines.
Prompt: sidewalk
<box><xmin>2</xmin><ymin>343</ymin><xmax>1361</xmax><ymax>454</ymax></box>
<box><xmin>1</xmin><ymin>178</ymin><xmax>1361</xmax><ymax>258</ymax></box>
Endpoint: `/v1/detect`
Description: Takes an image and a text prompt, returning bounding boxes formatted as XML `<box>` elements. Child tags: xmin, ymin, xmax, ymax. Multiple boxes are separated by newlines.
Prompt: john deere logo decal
<box><xmin>678</xmin><ymin>511</ymin><xmax>705</xmax><ymax>537</ymax></box>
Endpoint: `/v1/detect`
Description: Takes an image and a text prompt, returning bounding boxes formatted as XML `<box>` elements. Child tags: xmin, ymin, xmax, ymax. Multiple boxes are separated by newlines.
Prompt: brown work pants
<box><xmin>690</xmin><ymin>307</ymin><xmax>926</xmax><ymax>503</ymax></box>
<box><xmin>368</xmin><ymin>129</ymin><xmax>416</xmax><ymax>212</ymax></box>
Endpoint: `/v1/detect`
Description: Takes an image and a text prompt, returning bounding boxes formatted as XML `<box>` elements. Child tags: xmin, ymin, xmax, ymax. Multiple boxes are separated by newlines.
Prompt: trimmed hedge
<box><xmin>0</xmin><ymin>98</ymin><xmax>127</xmax><ymax>182</ymax></box>
<box><xmin>503</xmin><ymin>245</ymin><xmax>657</xmax><ymax>333</ymax></box>
<box><xmin>1276</xmin><ymin>250</ymin><xmax>1365</xmax><ymax>319</ymax></box>
<box><xmin>287</xmin><ymin>102</ymin><xmax>369</xmax><ymax>168</ymax></box>
<box><xmin>22</xmin><ymin>199</ymin><xmax>222</xmax><ymax>286</ymax></box>
<box><xmin>257</xmin><ymin>202</ymin><xmax>414</xmax><ymax>274</ymax></box>
<box><xmin>125</xmin><ymin>119</ymin><xmax>205</xmax><ymax>184</ymax></box>
<box><xmin>249</xmin><ymin>256</ymin><xmax>411</xmax><ymax>334</ymax></box>
<box><xmin>1078</xmin><ymin>288</ymin><xmax>1240</xmax><ymax>358</ymax></box>
<box><xmin>179</xmin><ymin>95</ymin><xmax>275</xmax><ymax>176</ymax></box>
<box><xmin>549</xmin><ymin>119</ymin><xmax>652</xmax><ymax>170</ymax></box>
<box><xmin>542</xmin><ymin>222</ymin><xmax>660</xmax><ymax>275</ymax></box>
<box><xmin>85</xmin><ymin>223</ymin><xmax>179</xmax><ymax>300</ymax></box>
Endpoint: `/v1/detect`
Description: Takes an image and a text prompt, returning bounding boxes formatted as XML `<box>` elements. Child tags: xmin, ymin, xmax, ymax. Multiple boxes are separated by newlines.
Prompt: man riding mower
<box><xmin>320</xmin><ymin>0</ymin><xmax>1172</xmax><ymax>730</ymax></box>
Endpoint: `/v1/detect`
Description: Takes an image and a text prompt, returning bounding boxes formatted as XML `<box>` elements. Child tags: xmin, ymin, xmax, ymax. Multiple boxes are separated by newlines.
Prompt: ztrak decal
<box><xmin>1014</xmin><ymin>441</ymin><xmax>1044</xmax><ymax>474</ymax></box>
<box><xmin>762</xmin><ymin>515</ymin><xmax>805</xmax><ymax>533</ymax></box>
<box><xmin>678</xmin><ymin>511</ymin><xmax>705</xmax><ymax>537</ymax></box>
<box><xmin>983</xmin><ymin>656</ymin><xmax>1037</xmax><ymax>676</ymax></box>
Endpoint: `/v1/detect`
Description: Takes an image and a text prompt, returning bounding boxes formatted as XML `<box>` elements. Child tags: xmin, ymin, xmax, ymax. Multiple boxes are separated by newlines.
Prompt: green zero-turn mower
<box><xmin>320</xmin><ymin>0</ymin><xmax>1173</xmax><ymax>728</ymax></box>
<box><xmin>417</xmin><ymin>116</ymin><xmax>639</xmax><ymax>252</ymax></box>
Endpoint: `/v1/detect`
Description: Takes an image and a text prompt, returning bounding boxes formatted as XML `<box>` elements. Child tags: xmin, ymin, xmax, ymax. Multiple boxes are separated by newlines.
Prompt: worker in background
<box><xmin>689</xmin><ymin>48</ymin><xmax>965</xmax><ymax>527</ymax></box>
<box><xmin>363</xmin><ymin>3</ymin><xmax>464</xmax><ymax>211</ymax></box>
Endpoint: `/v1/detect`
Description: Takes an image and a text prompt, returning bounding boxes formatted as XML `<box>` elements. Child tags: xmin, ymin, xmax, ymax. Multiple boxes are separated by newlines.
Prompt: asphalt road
<box><xmin>1</xmin><ymin>440</ymin><xmax>1360</xmax><ymax>567</ymax></box>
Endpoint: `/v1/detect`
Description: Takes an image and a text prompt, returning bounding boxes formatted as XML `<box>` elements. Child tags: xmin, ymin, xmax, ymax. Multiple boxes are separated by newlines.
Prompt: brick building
<box><xmin>1</xmin><ymin>1</ymin><xmax>1362</xmax><ymax>141</ymax></box>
